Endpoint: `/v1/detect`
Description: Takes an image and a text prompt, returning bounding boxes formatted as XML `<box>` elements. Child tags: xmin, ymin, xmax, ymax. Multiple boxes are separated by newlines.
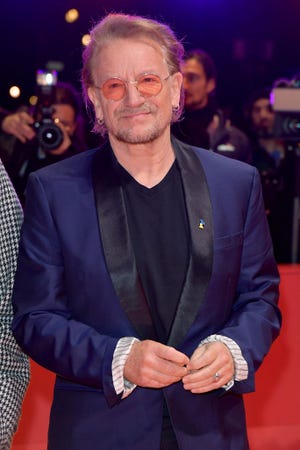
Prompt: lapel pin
<box><xmin>199</xmin><ymin>219</ymin><xmax>205</xmax><ymax>229</ymax></box>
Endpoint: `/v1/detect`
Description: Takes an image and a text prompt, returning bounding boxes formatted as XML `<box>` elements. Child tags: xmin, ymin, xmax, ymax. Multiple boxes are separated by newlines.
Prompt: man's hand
<box><xmin>1</xmin><ymin>112</ymin><xmax>35</xmax><ymax>142</ymax></box>
<box><xmin>182</xmin><ymin>341</ymin><xmax>234</xmax><ymax>393</ymax></box>
<box><xmin>124</xmin><ymin>340</ymin><xmax>189</xmax><ymax>389</ymax></box>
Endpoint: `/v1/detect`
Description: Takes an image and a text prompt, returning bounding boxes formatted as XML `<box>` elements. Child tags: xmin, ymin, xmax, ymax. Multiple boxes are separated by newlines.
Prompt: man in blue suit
<box><xmin>12</xmin><ymin>13</ymin><xmax>281</xmax><ymax>450</ymax></box>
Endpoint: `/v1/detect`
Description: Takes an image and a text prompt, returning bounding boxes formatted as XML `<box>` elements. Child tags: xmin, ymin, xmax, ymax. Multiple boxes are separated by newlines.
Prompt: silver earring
<box><xmin>172</xmin><ymin>105</ymin><xmax>179</xmax><ymax>113</ymax></box>
<box><xmin>97</xmin><ymin>118</ymin><xmax>104</xmax><ymax>125</ymax></box>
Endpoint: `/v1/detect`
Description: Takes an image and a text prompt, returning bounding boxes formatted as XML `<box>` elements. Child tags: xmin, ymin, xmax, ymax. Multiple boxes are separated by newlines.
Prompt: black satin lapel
<box><xmin>168</xmin><ymin>138</ymin><xmax>213</xmax><ymax>348</ymax></box>
<box><xmin>92</xmin><ymin>145</ymin><xmax>155</xmax><ymax>339</ymax></box>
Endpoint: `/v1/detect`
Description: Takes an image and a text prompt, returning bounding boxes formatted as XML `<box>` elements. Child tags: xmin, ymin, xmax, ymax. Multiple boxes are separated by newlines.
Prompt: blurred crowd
<box><xmin>0</xmin><ymin>49</ymin><xmax>299</xmax><ymax>263</ymax></box>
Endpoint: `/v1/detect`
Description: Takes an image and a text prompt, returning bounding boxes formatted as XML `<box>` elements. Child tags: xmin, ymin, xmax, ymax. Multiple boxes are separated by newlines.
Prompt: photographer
<box><xmin>5</xmin><ymin>81</ymin><xmax>88</xmax><ymax>205</ymax></box>
<box><xmin>243</xmin><ymin>87</ymin><xmax>294</xmax><ymax>263</ymax></box>
<box><xmin>171</xmin><ymin>48</ymin><xmax>252</xmax><ymax>163</ymax></box>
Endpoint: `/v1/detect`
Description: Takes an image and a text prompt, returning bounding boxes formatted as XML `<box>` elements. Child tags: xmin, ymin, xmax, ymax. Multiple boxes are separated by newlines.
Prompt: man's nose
<box><xmin>123</xmin><ymin>82</ymin><xmax>145</xmax><ymax>105</ymax></box>
<box><xmin>261</xmin><ymin>106</ymin><xmax>273</xmax><ymax>117</ymax></box>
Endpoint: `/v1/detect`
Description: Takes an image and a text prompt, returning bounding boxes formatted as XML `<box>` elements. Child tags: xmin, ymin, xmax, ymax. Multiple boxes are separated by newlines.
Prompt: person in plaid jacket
<box><xmin>0</xmin><ymin>160</ymin><xmax>29</xmax><ymax>449</ymax></box>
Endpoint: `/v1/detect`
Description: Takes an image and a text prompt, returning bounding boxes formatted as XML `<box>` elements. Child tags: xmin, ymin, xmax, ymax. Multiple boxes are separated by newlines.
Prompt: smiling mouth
<box><xmin>120</xmin><ymin>111</ymin><xmax>151</xmax><ymax>119</ymax></box>
<box><xmin>118</xmin><ymin>105</ymin><xmax>152</xmax><ymax>115</ymax></box>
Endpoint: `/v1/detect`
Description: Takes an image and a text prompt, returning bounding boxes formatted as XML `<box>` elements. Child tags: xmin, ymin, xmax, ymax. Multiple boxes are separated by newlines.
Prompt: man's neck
<box><xmin>109</xmin><ymin>133</ymin><xmax>175</xmax><ymax>188</ymax></box>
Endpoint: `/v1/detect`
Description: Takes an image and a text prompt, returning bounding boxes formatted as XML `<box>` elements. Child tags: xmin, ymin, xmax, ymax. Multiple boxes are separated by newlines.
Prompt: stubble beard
<box><xmin>112</xmin><ymin>106</ymin><xmax>172</xmax><ymax>145</ymax></box>
<box><xmin>256</xmin><ymin>125</ymin><xmax>275</xmax><ymax>139</ymax></box>
<box><xmin>114</xmin><ymin>123</ymin><xmax>164</xmax><ymax>144</ymax></box>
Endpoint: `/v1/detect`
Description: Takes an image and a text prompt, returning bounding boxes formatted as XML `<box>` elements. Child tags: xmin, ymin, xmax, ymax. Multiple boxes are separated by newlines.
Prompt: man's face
<box><xmin>88</xmin><ymin>37</ymin><xmax>182</xmax><ymax>145</ymax></box>
<box><xmin>181</xmin><ymin>58</ymin><xmax>215</xmax><ymax>111</ymax></box>
<box><xmin>52</xmin><ymin>104</ymin><xmax>76</xmax><ymax>136</ymax></box>
<box><xmin>251</xmin><ymin>98</ymin><xmax>275</xmax><ymax>137</ymax></box>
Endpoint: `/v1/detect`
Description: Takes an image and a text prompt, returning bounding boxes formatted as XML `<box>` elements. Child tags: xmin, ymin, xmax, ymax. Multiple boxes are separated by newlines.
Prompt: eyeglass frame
<box><xmin>94</xmin><ymin>72</ymin><xmax>171</xmax><ymax>101</ymax></box>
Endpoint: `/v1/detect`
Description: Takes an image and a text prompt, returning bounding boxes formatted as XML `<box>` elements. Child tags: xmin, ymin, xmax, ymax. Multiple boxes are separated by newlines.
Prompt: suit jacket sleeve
<box><xmin>212</xmin><ymin>167</ymin><xmax>281</xmax><ymax>393</ymax></box>
<box><xmin>11</xmin><ymin>171</ymin><xmax>122</xmax><ymax>407</ymax></box>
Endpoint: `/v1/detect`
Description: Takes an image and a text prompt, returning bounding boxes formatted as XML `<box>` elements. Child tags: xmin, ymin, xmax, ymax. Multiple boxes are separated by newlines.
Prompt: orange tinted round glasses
<box><xmin>96</xmin><ymin>73</ymin><xmax>170</xmax><ymax>101</ymax></box>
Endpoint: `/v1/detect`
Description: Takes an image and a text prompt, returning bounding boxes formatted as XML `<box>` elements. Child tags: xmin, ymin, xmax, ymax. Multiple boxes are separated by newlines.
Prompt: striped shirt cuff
<box><xmin>112</xmin><ymin>337</ymin><xmax>140</xmax><ymax>398</ymax></box>
<box><xmin>199</xmin><ymin>334</ymin><xmax>249</xmax><ymax>390</ymax></box>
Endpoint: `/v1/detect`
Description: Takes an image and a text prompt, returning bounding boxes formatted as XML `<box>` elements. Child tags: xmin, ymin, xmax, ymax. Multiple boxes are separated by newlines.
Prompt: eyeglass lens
<box><xmin>101</xmin><ymin>74</ymin><xmax>163</xmax><ymax>100</ymax></box>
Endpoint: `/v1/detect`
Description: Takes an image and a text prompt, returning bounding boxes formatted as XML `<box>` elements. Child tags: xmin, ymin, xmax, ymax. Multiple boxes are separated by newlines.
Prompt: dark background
<box><xmin>1</xmin><ymin>0</ymin><xmax>299</xmax><ymax>123</ymax></box>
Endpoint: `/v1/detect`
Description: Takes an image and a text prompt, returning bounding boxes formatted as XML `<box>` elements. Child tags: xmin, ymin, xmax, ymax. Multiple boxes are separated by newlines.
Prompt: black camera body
<box><xmin>33</xmin><ymin>106</ymin><xmax>64</xmax><ymax>151</ymax></box>
<box><xmin>33</xmin><ymin>70</ymin><xmax>63</xmax><ymax>151</ymax></box>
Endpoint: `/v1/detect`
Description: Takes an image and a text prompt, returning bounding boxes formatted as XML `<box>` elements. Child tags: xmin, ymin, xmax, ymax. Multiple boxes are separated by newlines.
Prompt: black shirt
<box><xmin>119</xmin><ymin>160</ymin><xmax>190</xmax><ymax>343</ymax></box>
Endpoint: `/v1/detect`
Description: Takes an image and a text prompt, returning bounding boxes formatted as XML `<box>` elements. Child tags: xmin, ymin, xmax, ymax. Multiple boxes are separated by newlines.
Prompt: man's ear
<box><xmin>87</xmin><ymin>87</ymin><xmax>103</xmax><ymax>120</ymax></box>
<box><xmin>171</xmin><ymin>72</ymin><xmax>183</xmax><ymax>107</ymax></box>
<box><xmin>87</xmin><ymin>87</ymin><xmax>99</xmax><ymax>107</ymax></box>
<box><xmin>206</xmin><ymin>78</ymin><xmax>216</xmax><ymax>95</ymax></box>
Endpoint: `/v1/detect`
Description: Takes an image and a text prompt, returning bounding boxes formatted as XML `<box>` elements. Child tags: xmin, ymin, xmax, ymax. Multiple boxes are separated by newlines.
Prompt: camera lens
<box><xmin>34</xmin><ymin>120</ymin><xmax>64</xmax><ymax>151</ymax></box>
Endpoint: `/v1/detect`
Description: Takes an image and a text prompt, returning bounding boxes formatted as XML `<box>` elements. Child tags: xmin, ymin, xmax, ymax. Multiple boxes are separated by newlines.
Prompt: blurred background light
<box><xmin>82</xmin><ymin>34</ymin><xmax>91</xmax><ymax>47</ymax></box>
<box><xmin>9</xmin><ymin>86</ymin><xmax>21</xmax><ymax>99</ymax></box>
<box><xmin>29</xmin><ymin>95</ymin><xmax>38</xmax><ymax>106</ymax></box>
<box><xmin>65</xmin><ymin>8</ymin><xmax>79</xmax><ymax>24</ymax></box>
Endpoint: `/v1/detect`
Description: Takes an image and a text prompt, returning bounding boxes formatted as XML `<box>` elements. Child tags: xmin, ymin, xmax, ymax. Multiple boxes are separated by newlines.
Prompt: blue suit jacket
<box><xmin>12</xmin><ymin>137</ymin><xmax>281</xmax><ymax>450</ymax></box>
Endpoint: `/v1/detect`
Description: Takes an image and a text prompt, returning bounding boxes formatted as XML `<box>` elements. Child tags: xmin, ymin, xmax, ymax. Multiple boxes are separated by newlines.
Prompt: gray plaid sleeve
<box><xmin>0</xmin><ymin>160</ymin><xmax>30</xmax><ymax>450</ymax></box>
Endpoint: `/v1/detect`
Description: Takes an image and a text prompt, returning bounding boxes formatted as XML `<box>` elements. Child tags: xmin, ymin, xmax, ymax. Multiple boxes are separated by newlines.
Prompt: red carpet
<box><xmin>11</xmin><ymin>265</ymin><xmax>300</xmax><ymax>450</ymax></box>
<box><xmin>245</xmin><ymin>265</ymin><xmax>300</xmax><ymax>449</ymax></box>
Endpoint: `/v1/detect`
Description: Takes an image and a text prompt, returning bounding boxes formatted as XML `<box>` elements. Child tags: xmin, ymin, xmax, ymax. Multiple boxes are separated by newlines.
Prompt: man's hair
<box><xmin>81</xmin><ymin>13</ymin><xmax>185</xmax><ymax>134</ymax></box>
<box><xmin>243</xmin><ymin>87</ymin><xmax>272</xmax><ymax>122</ymax></box>
<box><xmin>184</xmin><ymin>48</ymin><xmax>217</xmax><ymax>82</ymax></box>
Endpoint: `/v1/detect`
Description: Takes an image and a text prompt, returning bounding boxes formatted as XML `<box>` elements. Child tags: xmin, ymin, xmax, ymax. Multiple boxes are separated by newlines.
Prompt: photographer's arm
<box><xmin>1</xmin><ymin>111</ymin><xmax>35</xmax><ymax>143</ymax></box>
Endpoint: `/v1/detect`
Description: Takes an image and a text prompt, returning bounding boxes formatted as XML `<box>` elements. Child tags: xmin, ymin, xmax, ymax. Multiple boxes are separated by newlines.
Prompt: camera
<box><xmin>33</xmin><ymin>70</ymin><xmax>64</xmax><ymax>151</ymax></box>
<box><xmin>271</xmin><ymin>75</ymin><xmax>300</xmax><ymax>263</ymax></box>
<box><xmin>271</xmin><ymin>76</ymin><xmax>300</xmax><ymax>140</ymax></box>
